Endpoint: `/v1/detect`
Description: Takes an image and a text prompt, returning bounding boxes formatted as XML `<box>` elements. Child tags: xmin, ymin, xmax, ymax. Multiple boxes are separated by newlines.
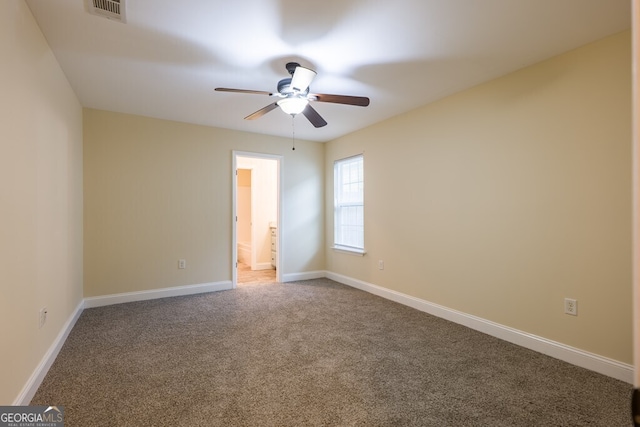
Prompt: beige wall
<box><xmin>3</xmin><ymin>0</ymin><xmax>632</xmax><ymax>402</ymax></box>
<box><xmin>326</xmin><ymin>31</ymin><xmax>633</xmax><ymax>364</ymax></box>
<box><xmin>83</xmin><ymin>109</ymin><xmax>324</xmax><ymax>297</ymax></box>
<box><xmin>0</xmin><ymin>1</ymin><xmax>83</xmax><ymax>404</ymax></box>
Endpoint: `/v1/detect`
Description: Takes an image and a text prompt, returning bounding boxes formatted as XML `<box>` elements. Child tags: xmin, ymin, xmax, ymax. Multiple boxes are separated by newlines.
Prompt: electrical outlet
<box><xmin>378</xmin><ymin>260</ymin><xmax>384</xmax><ymax>270</ymax></box>
<box><xmin>564</xmin><ymin>298</ymin><xmax>577</xmax><ymax>316</ymax></box>
<box><xmin>178</xmin><ymin>259</ymin><xmax>186</xmax><ymax>269</ymax></box>
<box><xmin>39</xmin><ymin>307</ymin><xmax>48</xmax><ymax>329</ymax></box>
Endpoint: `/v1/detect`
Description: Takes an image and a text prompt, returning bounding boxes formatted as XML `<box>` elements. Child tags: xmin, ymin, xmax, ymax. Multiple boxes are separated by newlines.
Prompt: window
<box><xmin>333</xmin><ymin>154</ymin><xmax>364</xmax><ymax>253</ymax></box>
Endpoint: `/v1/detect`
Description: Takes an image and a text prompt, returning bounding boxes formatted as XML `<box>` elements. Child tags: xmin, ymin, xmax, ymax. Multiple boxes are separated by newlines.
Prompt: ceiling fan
<box><xmin>215</xmin><ymin>62</ymin><xmax>370</xmax><ymax>128</ymax></box>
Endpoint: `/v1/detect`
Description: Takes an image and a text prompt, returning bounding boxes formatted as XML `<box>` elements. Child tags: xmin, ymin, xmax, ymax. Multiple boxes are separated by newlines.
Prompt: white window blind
<box><xmin>334</xmin><ymin>155</ymin><xmax>364</xmax><ymax>251</ymax></box>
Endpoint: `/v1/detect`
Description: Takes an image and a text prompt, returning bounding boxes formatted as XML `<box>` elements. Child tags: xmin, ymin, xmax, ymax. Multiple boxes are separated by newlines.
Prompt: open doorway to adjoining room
<box><xmin>232</xmin><ymin>152</ymin><xmax>281</xmax><ymax>287</ymax></box>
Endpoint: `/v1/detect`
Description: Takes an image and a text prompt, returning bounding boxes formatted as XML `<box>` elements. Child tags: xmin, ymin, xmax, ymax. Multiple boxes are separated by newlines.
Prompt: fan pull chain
<box><xmin>291</xmin><ymin>115</ymin><xmax>296</xmax><ymax>151</ymax></box>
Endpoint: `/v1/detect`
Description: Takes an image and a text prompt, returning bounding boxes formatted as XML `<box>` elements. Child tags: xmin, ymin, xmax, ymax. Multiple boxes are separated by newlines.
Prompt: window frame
<box><xmin>332</xmin><ymin>154</ymin><xmax>365</xmax><ymax>255</ymax></box>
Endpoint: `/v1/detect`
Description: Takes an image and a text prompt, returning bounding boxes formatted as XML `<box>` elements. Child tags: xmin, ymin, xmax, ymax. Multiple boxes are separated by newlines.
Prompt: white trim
<box><xmin>331</xmin><ymin>245</ymin><xmax>366</xmax><ymax>256</ymax></box>
<box><xmin>232</xmin><ymin>153</ymin><xmax>239</xmax><ymax>289</ymax></box>
<box><xmin>632</xmin><ymin>0</ymin><xmax>640</xmax><ymax>388</ymax></box>
<box><xmin>84</xmin><ymin>281</ymin><xmax>232</xmax><ymax>309</ymax></box>
<box><xmin>253</xmin><ymin>262</ymin><xmax>275</xmax><ymax>271</ymax></box>
<box><xmin>326</xmin><ymin>271</ymin><xmax>634</xmax><ymax>384</ymax></box>
<box><xmin>13</xmin><ymin>300</ymin><xmax>84</xmax><ymax>405</ymax></box>
<box><xmin>281</xmin><ymin>271</ymin><xmax>326</xmax><ymax>282</ymax></box>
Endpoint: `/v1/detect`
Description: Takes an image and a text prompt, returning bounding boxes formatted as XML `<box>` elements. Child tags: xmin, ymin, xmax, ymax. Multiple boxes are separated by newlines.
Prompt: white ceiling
<box><xmin>26</xmin><ymin>0</ymin><xmax>631</xmax><ymax>142</ymax></box>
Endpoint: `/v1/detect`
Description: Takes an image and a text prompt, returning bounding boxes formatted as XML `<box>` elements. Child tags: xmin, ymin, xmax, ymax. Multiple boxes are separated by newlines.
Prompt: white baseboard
<box><xmin>253</xmin><ymin>263</ymin><xmax>275</xmax><ymax>271</ymax></box>
<box><xmin>14</xmin><ymin>299</ymin><xmax>84</xmax><ymax>405</ymax></box>
<box><xmin>281</xmin><ymin>270</ymin><xmax>326</xmax><ymax>282</ymax></box>
<box><xmin>326</xmin><ymin>271</ymin><xmax>633</xmax><ymax>384</ymax></box>
<box><xmin>15</xmin><ymin>273</ymin><xmax>631</xmax><ymax>408</ymax></box>
<box><xmin>84</xmin><ymin>281</ymin><xmax>233</xmax><ymax>308</ymax></box>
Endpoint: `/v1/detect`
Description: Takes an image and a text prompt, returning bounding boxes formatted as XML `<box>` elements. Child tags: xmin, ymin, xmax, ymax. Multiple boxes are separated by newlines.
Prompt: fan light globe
<box><xmin>277</xmin><ymin>97</ymin><xmax>308</xmax><ymax>115</ymax></box>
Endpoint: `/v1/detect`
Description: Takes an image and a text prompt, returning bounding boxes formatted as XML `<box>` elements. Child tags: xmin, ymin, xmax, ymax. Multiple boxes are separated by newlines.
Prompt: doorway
<box><xmin>232</xmin><ymin>151</ymin><xmax>281</xmax><ymax>287</ymax></box>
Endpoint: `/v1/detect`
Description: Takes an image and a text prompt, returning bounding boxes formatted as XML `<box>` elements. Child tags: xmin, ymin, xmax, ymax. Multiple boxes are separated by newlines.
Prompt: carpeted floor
<box><xmin>32</xmin><ymin>279</ymin><xmax>632</xmax><ymax>426</ymax></box>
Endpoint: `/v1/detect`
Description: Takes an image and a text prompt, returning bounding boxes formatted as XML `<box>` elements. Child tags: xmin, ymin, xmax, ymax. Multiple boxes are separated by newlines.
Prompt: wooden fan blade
<box><xmin>245</xmin><ymin>102</ymin><xmax>279</xmax><ymax>120</ymax></box>
<box><xmin>302</xmin><ymin>105</ymin><xmax>327</xmax><ymax>128</ymax></box>
<box><xmin>215</xmin><ymin>88</ymin><xmax>273</xmax><ymax>96</ymax></box>
<box><xmin>310</xmin><ymin>93</ymin><xmax>370</xmax><ymax>107</ymax></box>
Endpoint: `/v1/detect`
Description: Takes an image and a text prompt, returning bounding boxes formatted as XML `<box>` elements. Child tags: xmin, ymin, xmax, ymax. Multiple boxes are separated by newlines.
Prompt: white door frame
<box><xmin>232</xmin><ymin>151</ymin><xmax>283</xmax><ymax>288</ymax></box>
<box><xmin>632</xmin><ymin>0</ymin><xmax>639</xmax><ymax>420</ymax></box>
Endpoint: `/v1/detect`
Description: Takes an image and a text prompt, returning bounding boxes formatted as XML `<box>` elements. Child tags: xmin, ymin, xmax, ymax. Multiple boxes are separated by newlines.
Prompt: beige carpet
<box><xmin>32</xmin><ymin>279</ymin><xmax>632</xmax><ymax>426</ymax></box>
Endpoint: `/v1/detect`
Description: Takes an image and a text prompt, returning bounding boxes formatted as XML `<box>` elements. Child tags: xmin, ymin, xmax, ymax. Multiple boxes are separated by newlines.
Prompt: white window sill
<box><xmin>331</xmin><ymin>246</ymin><xmax>366</xmax><ymax>256</ymax></box>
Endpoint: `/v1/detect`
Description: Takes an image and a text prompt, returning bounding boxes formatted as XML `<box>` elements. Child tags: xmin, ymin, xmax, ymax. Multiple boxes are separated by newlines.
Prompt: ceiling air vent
<box><xmin>88</xmin><ymin>0</ymin><xmax>127</xmax><ymax>23</ymax></box>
